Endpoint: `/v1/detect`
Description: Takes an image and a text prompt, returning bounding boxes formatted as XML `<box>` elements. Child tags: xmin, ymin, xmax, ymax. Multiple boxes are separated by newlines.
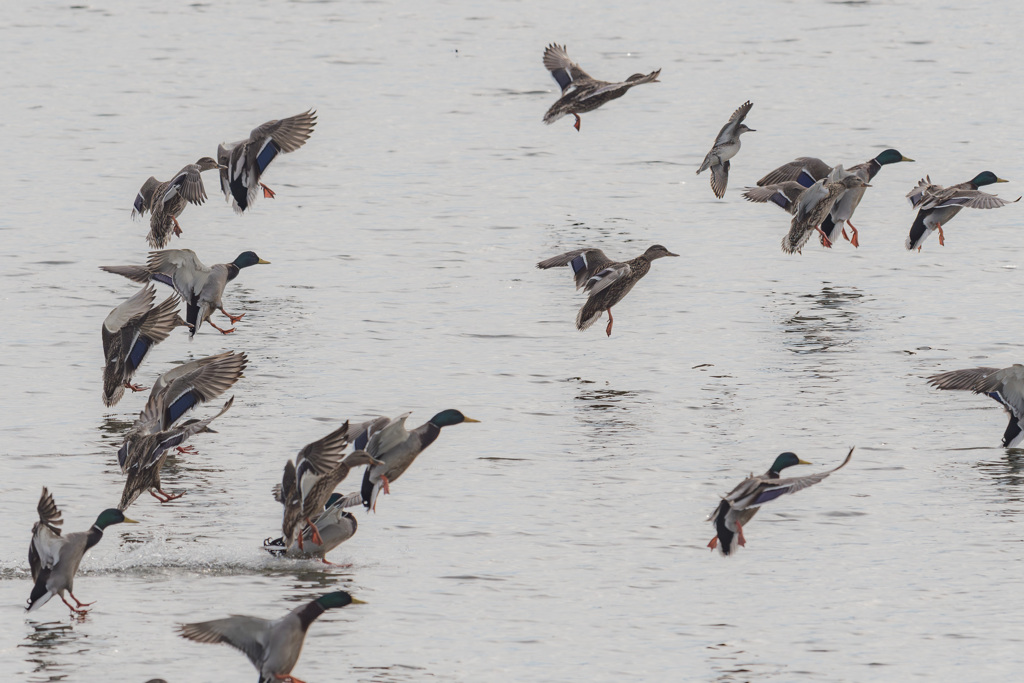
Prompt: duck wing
<box><xmin>714</xmin><ymin>100</ymin><xmax>753</xmax><ymax>145</ymax></box>
<box><xmin>537</xmin><ymin>248</ymin><xmax>616</xmax><ymax>290</ymax></box>
<box><xmin>178</xmin><ymin>616</ymin><xmax>271</xmax><ymax>669</ymax></box>
<box><xmin>542</xmin><ymin>43</ymin><xmax>593</xmax><ymax>92</ymax></box>
<box><xmin>742</xmin><ymin>182</ymin><xmax>804</xmax><ymax>214</ymax></box>
<box><xmin>757</xmin><ymin>157</ymin><xmax>830</xmax><ymax>188</ymax></box>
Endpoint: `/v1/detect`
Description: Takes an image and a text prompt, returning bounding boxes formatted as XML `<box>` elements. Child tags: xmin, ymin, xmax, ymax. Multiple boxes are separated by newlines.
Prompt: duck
<box><xmin>781</xmin><ymin>167</ymin><xmax>870</xmax><ymax>254</ymax></box>
<box><xmin>27</xmin><ymin>487</ymin><xmax>137</xmax><ymax>614</ymax></box>
<box><xmin>264</xmin><ymin>493</ymin><xmax>359</xmax><ymax>562</ymax></box>
<box><xmin>178</xmin><ymin>590</ymin><xmax>364</xmax><ymax>683</ymax></box>
<box><xmin>757</xmin><ymin>149</ymin><xmax>914</xmax><ymax>247</ymax></box>
<box><xmin>358</xmin><ymin>409</ymin><xmax>479</xmax><ymax>512</ymax></box>
<box><xmin>542</xmin><ymin>43</ymin><xmax>660</xmax><ymax>131</ymax></box>
<box><xmin>101</xmin><ymin>249</ymin><xmax>269</xmax><ymax>337</ymax></box>
<box><xmin>742</xmin><ymin>180</ymin><xmax>807</xmax><ymax>214</ymax></box>
<box><xmin>906</xmin><ymin>172</ymin><xmax>1018</xmax><ymax>251</ymax></box>
<box><xmin>696</xmin><ymin>101</ymin><xmax>754</xmax><ymax>198</ymax></box>
<box><xmin>707</xmin><ymin>448</ymin><xmax>854</xmax><ymax>556</ymax></box>
<box><xmin>927</xmin><ymin>365</ymin><xmax>1024</xmax><ymax>446</ymax></box>
<box><xmin>117</xmin><ymin>396</ymin><xmax>234</xmax><ymax>510</ymax></box>
<box><xmin>132</xmin><ymin>157</ymin><xmax>222</xmax><ymax>248</ymax></box>
<box><xmin>536</xmin><ymin>245</ymin><xmax>678</xmax><ymax>336</ymax></box>
<box><xmin>217</xmin><ymin>110</ymin><xmax>317</xmax><ymax>213</ymax></box>
<box><xmin>102</xmin><ymin>284</ymin><xmax>186</xmax><ymax>407</ymax></box>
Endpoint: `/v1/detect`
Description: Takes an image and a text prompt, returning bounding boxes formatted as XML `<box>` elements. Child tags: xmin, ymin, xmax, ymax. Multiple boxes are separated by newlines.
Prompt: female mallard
<box><xmin>757</xmin><ymin>149</ymin><xmax>914</xmax><ymax>247</ymax></box>
<box><xmin>542</xmin><ymin>44</ymin><xmax>660</xmax><ymax>131</ymax></box>
<box><xmin>696</xmin><ymin>101</ymin><xmax>755</xmax><ymax>198</ymax></box>
<box><xmin>707</xmin><ymin>448</ymin><xmax>854</xmax><ymax>556</ymax></box>
<box><xmin>27</xmin><ymin>488</ymin><xmax>137</xmax><ymax>614</ymax></box>
<box><xmin>101</xmin><ymin>249</ymin><xmax>269</xmax><ymax>336</ymax></box>
<box><xmin>782</xmin><ymin>167</ymin><xmax>869</xmax><ymax>254</ymax></box>
<box><xmin>178</xmin><ymin>590</ymin><xmax>364</xmax><ymax>683</ymax></box>
<box><xmin>537</xmin><ymin>245</ymin><xmax>678</xmax><ymax>336</ymax></box>
<box><xmin>906</xmin><ymin>172</ymin><xmax>1018</xmax><ymax>251</ymax></box>
<box><xmin>218</xmin><ymin>110</ymin><xmax>317</xmax><ymax>213</ymax></box>
<box><xmin>102</xmin><ymin>284</ymin><xmax>186</xmax><ymax>407</ymax></box>
<box><xmin>264</xmin><ymin>493</ymin><xmax>360</xmax><ymax>561</ymax></box>
<box><xmin>927</xmin><ymin>365</ymin><xmax>1024</xmax><ymax>446</ymax></box>
<box><xmin>132</xmin><ymin>157</ymin><xmax>222</xmax><ymax>248</ymax></box>
<box><xmin>117</xmin><ymin>396</ymin><xmax>233</xmax><ymax>509</ymax></box>
<box><xmin>358</xmin><ymin>409</ymin><xmax>479</xmax><ymax>512</ymax></box>
<box><xmin>742</xmin><ymin>180</ymin><xmax>807</xmax><ymax>214</ymax></box>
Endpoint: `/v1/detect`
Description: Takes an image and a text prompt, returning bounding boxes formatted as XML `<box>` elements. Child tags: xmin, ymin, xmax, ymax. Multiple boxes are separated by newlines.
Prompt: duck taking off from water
<box><xmin>927</xmin><ymin>365</ymin><xmax>1024</xmax><ymax>447</ymax></box>
<box><xmin>178</xmin><ymin>591</ymin><xmax>364</xmax><ymax>683</ymax></box>
<box><xmin>217</xmin><ymin>110</ymin><xmax>317</xmax><ymax>213</ymax></box>
<box><xmin>101</xmin><ymin>249</ymin><xmax>269</xmax><ymax>337</ymax></box>
<box><xmin>781</xmin><ymin>167</ymin><xmax>870</xmax><ymax>254</ymax></box>
<box><xmin>696</xmin><ymin>101</ymin><xmax>755</xmax><ymax>198</ymax></box>
<box><xmin>27</xmin><ymin>488</ymin><xmax>137</xmax><ymax>614</ymax></box>
<box><xmin>537</xmin><ymin>245</ymin><xmax>678</xmax><ymax>336</ymax></box>
<box><xmin>905</xmin><ymin>172</ymin><xmax>1018</xmax><ymax>251</ymax></box>
<box><xmin>756</xmin><ymin>149</ymin><xmax>914</xmax><ymax>247</ymax></box>
<box><xmin>707</xmin><ymin>448</ymin><xmax>854</xmax><ymax>556</ymax></box>
<box><xmin>542</xmin><ymin>44</ymin><xmax>660</xmax><ymax>131</ymax></box>
<box><xmin>132</xmin><ymin>157</ymin><xmax>222</xmax><ymax>248</ymax></box>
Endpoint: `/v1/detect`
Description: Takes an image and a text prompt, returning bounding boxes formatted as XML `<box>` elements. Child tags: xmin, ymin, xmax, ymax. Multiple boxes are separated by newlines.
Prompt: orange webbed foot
<box><xmin>573</xmin><ymin>114</ymin><xmax>581</xmax><ymax>131</ymax></box>
<box><xmin>260</xmin><ymin>183</ymin><xmax>276</xmax><ymax>199</ymax></box>
<box><xmin>124</xmin><ymin>381</ymin><xmax>149</xmax><ymax>393</ymax></box>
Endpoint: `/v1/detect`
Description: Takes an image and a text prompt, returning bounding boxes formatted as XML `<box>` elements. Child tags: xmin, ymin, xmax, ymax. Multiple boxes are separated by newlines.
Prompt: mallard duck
<box><xmin>357</xmin><ymin>410</ymin><xmax>479</xmax><ymax>512</ymax></box>
<box><xmin>927</xmin><ymin>365</ymin><xmax>1024</xmax><ymax>446</ymax></box>
<box><xmin>536</xmin><ymin>245</ymin><xmax>678</xmax><ymax>336</ymax></box>
<box><xmin>117</xmin><ymin>396</ymin><xmax>234</xmax><ymax>509</ymax></box>
<box><xmin>782</xmin><ymin>167</ymin><xmax>870</xmax><ymax>254</ymax></box>
<box><xmin>542</xmin><ymin>43</ymin><xmax>660</xmax><ymax>131</ymax></box>
<box><xmin>101</xmin><ymin>249</ymin><xmax>269</xmax><ymax>337</ymax></box>
<box><xmin>707</xmin><ymin>448</ymin><xmax>854</xmax><ymax>556</ymax></box>
<box><xmin>757</xmin><ymin>149</ymin><xmax>914</xmax><ymax>247</ymax></box>
<box><xmin>696</xmin><ymin>101</ymin><xmax>754</xmax><ymax>198</ymax></box>
<box><xmin>217</xmin><ymin>110</ymin><xmax>317</xmax><ymax>213</ymax></box>
<box><xmin>264</xmin><ymin>492</ymin><xmax>360</xmax><ymax>561</ymax></box>
<box><xmin>906</xmin><ymin>172</ymin><xmax>1018</xmax><ymax>251</ymax></box>
<box><xmin>178</xmin><ymin>590</ymin><xmax>364</xmax><ymax>683</ymax></box>
<box><xmin>27</xmin><ymin>487</ymin><xmax>137</xmax><ymax>614</ymax></box>
<box><xmin>102</xmin><ymin>284</ymin><xmax>186</xmax><ymax>407</ymax></box>
<box><xmin>132</xmin><ymin>157</ymin><xmax>222</xmax><ymax>248</ymax></box>
<box><xmin>742</xmin><ymin>180</ymin><xmax>807</xmax><ymax>214</ymax></box>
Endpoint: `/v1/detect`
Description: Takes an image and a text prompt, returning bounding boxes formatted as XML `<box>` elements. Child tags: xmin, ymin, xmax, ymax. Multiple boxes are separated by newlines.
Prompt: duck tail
<box><xmin>26</xmin><ymin>571</ymin><xmax>54</xmax><ymax>612</ymax></box>
<box><xmin>820</xmin><ymin>215</ymin><xmax>843</xmax><ymax>246</ymax></box>
<box><xmin>906</xmin><ymin>210</ymin><xmax>931</xmax><ymax>251</ymax></box>
<box><xmin>710</xmin><ymin>500</ymin><xmax>738</xmax><ymax>557</ymax></box>
<box><xmin>575</xmin><ymin>301</ymin><xmax>605</xmax><ymax>331</ymax></box>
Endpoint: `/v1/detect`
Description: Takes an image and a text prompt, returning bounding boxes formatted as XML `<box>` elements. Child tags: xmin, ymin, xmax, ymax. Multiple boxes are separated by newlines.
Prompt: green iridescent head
<box><xmin>970</xmin><ymin>171</ymin><xmax>1008</xmax><ymax>187</ymax></box>
<box><xmin>315</xmin><ymin>591</ymin><xmax>365</xmax><ymax>609</ymax></box>
<box><xmin>429</xmin><ymin>409</ymin><xmax>480</xmax><ymax>428</ymax></box>
<box><xmin>875</xmin><ymin>149</ymin><xmax>914</xmax><ymax>165</ymax></box>
<box><xmin>769</xmin><ymin>452</ymin><xmax>810</xmax><ymax>474</ymax></box>
<box><xmin>94</xmin><ymin>508</ymin><xmax>137</xmax><ymax>529</ymax></box>
<box><xmin>232</xmin><ymin>251</ymin><xmax>271</xmax><ymax>269</ymax></box>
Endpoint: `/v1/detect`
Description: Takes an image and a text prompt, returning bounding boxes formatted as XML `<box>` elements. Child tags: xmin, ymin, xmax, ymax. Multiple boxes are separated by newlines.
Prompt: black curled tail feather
<box><xmin>906</xmin><ymin>210</ymin><xmax>930</xmax><ymax>250</ymax></box>
<box><xmin>711</xmin><ymin>500</ymin><xmax>736</xmax><ymax>557</ymax></box>
<box><xmin>360</xmin><ymin>466</ymin><xmax>373</xmax><ymax>509</ymax></box>
<box><xmin>27</xmin><ymin>569</ymin><xmax>52</xmax><ymax>610</ymax></box>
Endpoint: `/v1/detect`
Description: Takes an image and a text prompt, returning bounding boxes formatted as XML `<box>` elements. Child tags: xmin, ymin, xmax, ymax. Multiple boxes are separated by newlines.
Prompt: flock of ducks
<box><xmin>22</xmin><ymin>43</ymin><xmax>1024</xmax><ymax>681</ymax></box>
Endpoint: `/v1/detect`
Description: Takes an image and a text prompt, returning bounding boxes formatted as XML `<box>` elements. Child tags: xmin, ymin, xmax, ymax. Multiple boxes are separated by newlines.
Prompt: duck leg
<box><xmin>936</xmin><ymin>223</ymin><xmax>945</xmax><ymax>246</ymax></box>
<box><xmin>149</xmin><ymin>488</ymin><xmax>185</xmax><ymax>503</ymax></box>
<box><xmin>175</xmin><ymin>445</ymin><xmax>198</xmax><ymax>454</ymax></box>
<box><xmin>67</xmin><ymin>591</ymin><xmax>95</xmax><ymax>609</ymax></box>
<box><xmin>737</xmin><ymin>523</ymin><xmax>746</xmax><ymax>547</ymax></box>
<box><xmin>381</xmin><ymin>475</ymin><xmax>391</xmax><ymax>495</ymax></box>
<box><xmin>605</xmin><ymin>309</ymin><xmax>614</xmax><ymax>337</ymax></box>
<box><xmin>60</xmin><ymin>594</ymin><xmax>90</xmax><ymax>615</ymax></box>
<box><xmin>816</xmin><ymin>227</ymin><xmax>833</xmax><ymax>249</ymax></box>
<box><xmin>220</xmin><ymin>307</ymin><xmax>246</xmax><ymax>324</ymax></box>
<box><xmin>847</xmin><ymin>221</ymin><xmax>860</xmax><ymax>248</ymax></box>
<box><xmin>260</xmin><ymin>183</ymin><xmax>276</xmax><ymax>199</ymax></box>
<box><xmin>573</xmin><ymin>113</ymin><xmax>582</xmax><ymax>131</ymax></box>
<box><xmin>303</xmin><ymin>518</ymin><xmax>324</xmax><ymax>546</ymax></box>
<box><xmin>706</xmin><ymin>536</ymin><xmax>719</xmax><ymax>550</ymax></box>
<box><xmin>124</xmin><ymin>381</ymin><xmax>149</xmax><ymax>393</ymax></box>
<box><xmin>206</xmin><ymin>319</ymin><xmax>236</xmax><ymax>335</ymax></box>
<box><xmin>274</xmin><ymin>674</ymin><xmax>306</xmax><ymax>683</ymax></box>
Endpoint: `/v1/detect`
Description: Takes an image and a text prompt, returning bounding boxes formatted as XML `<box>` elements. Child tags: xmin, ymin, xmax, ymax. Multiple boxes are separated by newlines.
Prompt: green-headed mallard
<box><xmin>537</xmin><ymin>245</ymin><xmax>678</xmax><ymax>336</ymax></box>
<box><xmin>102</xmin><ymin>284</ymin><xmax>186</xmax><ymax>407</ymax></box>
<box><xmin>27</xmin><ymin>487</ymin><xmax>137</xmax><ymax>614</ymax></box>
<box><xmin>218</xmin><ymin>110</ymin><xmax>317</xmax><ymax>213</ymax></box>
<box><xmin>101</xmin><ymin>249</ymin><xmax>269</xmax><ymax>337</ymax></box>
<box><xmin>542</xmin><ymin>44</ymin><xmax>660</xmax><ymax>131</ymax></box>
<box><xmin>132</xmin><ymin>157</ymin><xmax>222</xmax><ymax>248</ymax></box>
<box><xmin>117</xmin><ymin>396</ymin><xmax>234</xmax><ymax>510</ymax></box>
<box><xmin>927</xmin><ymin>365</ymin><xmax>1024</xmax><ymax>446</ymax></box>
<box><xmin>178</xmin><ymin>590</ymin><xmax>364</xmax><ymax>683</ymax></box>
<box><xmin>696</xmin><ymin>101</ymin><xmax>755</xmax><ymax>198</ymax></box>
<box><xmin>782</xmin><ymin>167</ymin><xmax>870</xmax><ymax>254</ymax></box>
<box><xmin>757</xmin><ymin>149</ymin><xmax>914</xmax><ymax>247</ymax></box>
<box><xmin>356</xmin><ymin>410</ymin><xmax>479</xmax><ymax>512</ymax></box>
<box><xmin>906</xmin><ymin>172</ymin><xmax>1019</xmax><ymax>251</ymax></box>
<box><xmin>707</xmin><ymin>448</ymin><xmax>854</xmax><ymax>556</ymax></box>
<box><xmin>264</xmin><ymin>492</ymin><xmax>360</xmax><ymax>561</ymax></box>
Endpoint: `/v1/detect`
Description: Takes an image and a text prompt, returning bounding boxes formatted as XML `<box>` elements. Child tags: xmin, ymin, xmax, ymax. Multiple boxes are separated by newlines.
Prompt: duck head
<box><xmin>737</xmin><ymin>123</ymin><xmax>756</xmax><ymax>135</ymax></box>
<box><xmin>971</xmin><ymin>171</ymin><xmax>1008</xmax><ymax>187</ymax></box>
<box><xmin>875</xmin><ymin>149</ymin><xmax>914</xmax><ymax>165</ymax></box>
<box><xmin>429</xmin><ymin>409</ymin><xmax>480</xmax><ymax>428</ymax></box>
<box><xmin>643</xmin><ymin>244</ymin><xmax>680</xmax><ymax>260</ymax></box>
<box><xmin>841</xmin><ymin>175</ymin><xmax>871</xmax><ymax>190</ymax></box>
<box><xmin>195</xmin><ymin>157</ymin><xmax>223</xmax><ymax>172</ymax></box>
<box><xmin>94</xmin><ymin>508</ymin><xmax>138</xmax><ymax>529</ymax></box>
<box><xmin>231</xmin><ymin>251</ymin><xmax>271</xmax><ymax>269</ymax></box>
<box><xmin>769</xmin><ymin>452</ymin><xmax>811</xmax><ymax>475</ymax></box>
<box><xmin>316</xmin><ymin>591</ymin><xmax>366</xmax><ymax>609</ymax></box>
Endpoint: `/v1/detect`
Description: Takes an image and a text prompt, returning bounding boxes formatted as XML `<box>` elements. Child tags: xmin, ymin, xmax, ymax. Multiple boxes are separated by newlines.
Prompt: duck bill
<box><xmin>123</xmin><ymin>517</ymin><xmax>140</xmax><ymax>524</ymax></box>
<box><xmin>666</xmin><ymin>251</ymin><xmax>680</xmax><ymax>257</ymax></box>
<box><xmin>463</xmin><ymin>417</ymin><xmax>481</xmax><ymax>423</ymax></box>
<box><xmin>996</xmin><ymin>178</ymin><xmax>1009</xmax><ymax>183</ymax></box>
<box><xmin>257</xmin><ymin>258</ymin><xmax>271</xmax><ymax>264</ymax></box>
<box><xmin>349</xmin><ymin>597</ymin><xmax>368</xmax><ymax>605</ymax></box>
<box><xmin>797</xmin><ymin>459</ymin><xmax>811</xmax><ymax>466</ymax></box>
<box><xmin>901</xmin><ymin>156</ymin><xmax>915</xmax><ymax>162</ymax></box>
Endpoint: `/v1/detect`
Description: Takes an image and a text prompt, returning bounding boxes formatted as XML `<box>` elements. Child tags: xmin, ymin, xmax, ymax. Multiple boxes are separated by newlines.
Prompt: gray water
<box><xmin>3</xmin><ymin>0</ymin><xmax>1024</xmax><ymax>680</ymax></box>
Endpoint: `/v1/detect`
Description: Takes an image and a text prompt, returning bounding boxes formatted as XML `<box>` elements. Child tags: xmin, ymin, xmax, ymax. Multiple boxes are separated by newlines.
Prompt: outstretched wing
<box><xmin>742</xmin><ymin>182</ymin><xmax>805</xmax><ymax>214</ymax></box>
<box><xmin>928</xmin><ymin>366</ymin><xmax>1024</xmax><ymax>420</ymax></box>
<box><xmin>750</xmin><ymin>447</ymin><xmax>855</xmax><ymax>505</ymax></box>
<box><xmin>583</xmin><ymin>263</ymin><xmax>631</xmax><ymax>296</ymax></box>
<box><xmin>757</xmin><ymin>157</ymin><xmax>831</xmax><ymax>188</ymax></box>
<box><xmin>178</xmin><ymin>616</ymin><xmax>270</xmax><ymax>669</ymax></box>
<box><xmin>166</xmin><ymin>164</ymin><xmax>210</xmax><ymax>206</ymax></box>
<box><xmin>715</xmin><ymin>100</ymin><xmax>753</xmax><ymax>145</ymax></box>
<box><xmin>542</xmin><ymin>43</ymin><xmax>592</xmax><ymax>92</ymax></box>
<box><xmin>537</xmin><ymin>248</ymin><xmax>616</xmax><ymax>290</ymax></box>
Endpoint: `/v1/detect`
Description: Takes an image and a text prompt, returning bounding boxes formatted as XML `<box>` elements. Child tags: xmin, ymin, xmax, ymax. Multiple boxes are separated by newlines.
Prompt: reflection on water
<box><xmin>776</xmin><ymin>284</ymin><xmax>864</xmax><ymax>357</ymax></box>
<box><xmin>20</xmin><ymin>621</ymin><xmax>82</xmax><ymax>683</ymax></box>
<box><xmin>570</xmin><ymin>377</ymin><xmax>646</xmax><ymax>454</ymax></box>
<box><xmin>975</xmin><ymin>450</ymin><xmax>1024</xmax><ymax>512</ymax></box>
